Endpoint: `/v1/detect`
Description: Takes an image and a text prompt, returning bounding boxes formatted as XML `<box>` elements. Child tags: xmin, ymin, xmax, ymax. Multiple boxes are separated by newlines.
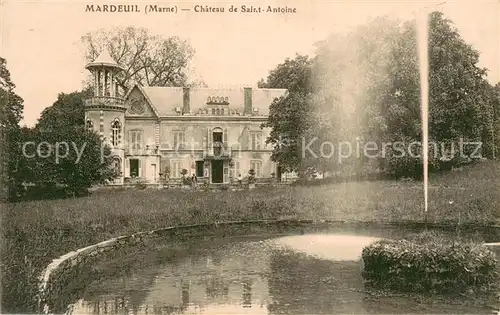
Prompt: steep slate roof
<box><xmin>136</xmin><ymin>86</ymin><xmax>287</xmax><ymax>117</ymax></box>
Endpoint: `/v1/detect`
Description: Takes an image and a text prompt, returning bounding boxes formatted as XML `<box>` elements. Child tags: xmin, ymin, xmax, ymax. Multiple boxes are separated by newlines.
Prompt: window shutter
<box><xmin>207</xmin><ymin>127</ymin><xmax>211</xmax><ymax>150</ymax></box>
<box><xmin>223</xmin><ymin>128</ymin><xmax>228</xmax><ymax>149</ymax></box>
<box><xmin>137</xmin><ymin>159</ymin><xmax>141</xmax><ymax>177</ymax></box>
<box><xmin>202</xmin><ymin>131</ymin><xmax>207</xmax><ymax>153</ymax></box>
<box><xmin>243</xmin><ymin>126</ymin><xmax>249</xmax><ymax>151</ymax></box>
<box><xmin>248</xmin><ymin>128</ymin><xmax>252</xmax><ymax>151</ymax></box>
<box><xmin>128</xmin><ymin>131</ymin><xmax>132</xmax><ymax>150</ymax></box>
<box><xmin>223</xmin><ymin>163</ymin><xmax>229</xmax><ymax>183</ymax></box>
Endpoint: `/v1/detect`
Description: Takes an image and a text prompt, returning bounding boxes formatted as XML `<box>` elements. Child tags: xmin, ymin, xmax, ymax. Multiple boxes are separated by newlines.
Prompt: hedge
<box><xmin>361</xmin><ymin>232</ymin><xmax>500</xmax><ymax>294</ymax></box>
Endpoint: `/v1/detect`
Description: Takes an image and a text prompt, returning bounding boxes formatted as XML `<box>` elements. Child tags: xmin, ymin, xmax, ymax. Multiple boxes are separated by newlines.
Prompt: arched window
<box><xmin>221</xmin><ymin>108</ymin><xmax>224</xmax><ymax>115</ymax></box>
<box><xmin>216</xmin><ymin>108</ymin><xmax>220</xmax><ymax>115</ymax></box>
<box><xmin>111</xmin><ymin>119</ymin><xmax>121</xmax><ymax>146</ymax></box>
<box><xmin>86</xmin><ymin>118</ymin><xmax>93</xmax><ymax>132</ymax></box>
<box><xmin>212</xmin><ymin>127</ymin><xmax>223</xmax><ymax>143</ymax></box>
<box><xmin>212</xmin><ymin>108</ymin><xmax>215</xmax><ymax>115</ymax></box>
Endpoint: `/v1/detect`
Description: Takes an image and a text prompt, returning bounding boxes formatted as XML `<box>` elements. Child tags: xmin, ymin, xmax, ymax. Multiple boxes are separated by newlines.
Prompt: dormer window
<box><xmin>207</xmin><ymin>96</ymin><xmax>229</xmax><ymax>105</ymax></box>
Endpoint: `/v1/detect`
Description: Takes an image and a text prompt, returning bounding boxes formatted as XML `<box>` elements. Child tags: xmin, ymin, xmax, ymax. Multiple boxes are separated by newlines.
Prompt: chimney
<box><xmin>244</xmin><ymin>87</ymin><xmax>252</xmax><ymax>115</ymax></box>
<box><xmin>182</xmin><ymin>87</ymin><xmax>190</xmax><ymax>114</ymax></box>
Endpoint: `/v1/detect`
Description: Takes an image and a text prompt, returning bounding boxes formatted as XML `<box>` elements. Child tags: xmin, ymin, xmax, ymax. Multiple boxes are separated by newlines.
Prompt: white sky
<box><xmin>1</xmin><ymin>0</ymin><xmax>499</xmax><ymax>126</ymax></box>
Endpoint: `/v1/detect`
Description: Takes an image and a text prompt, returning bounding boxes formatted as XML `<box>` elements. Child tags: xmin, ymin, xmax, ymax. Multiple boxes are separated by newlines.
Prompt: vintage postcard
<box><xmin>1</xmin><ymin>0</ymin><xmax>500</xmax><ymax>314</ymax></box>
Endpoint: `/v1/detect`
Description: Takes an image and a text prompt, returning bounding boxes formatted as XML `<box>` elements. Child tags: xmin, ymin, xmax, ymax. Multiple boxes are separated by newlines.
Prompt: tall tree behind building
<box><xmin>258</xmin><ymin>55</ymin><xmax>314</xmax><ymax>174</ymax></box>
<box><xmin>81</xmin><ymin>26</ymin><xmax>196</xmax><ymax>89</ymax></box>
<box><xmin>261</xmin><ymin>12</ymin><xmax>499</xmax><ymax>179</ymax></box>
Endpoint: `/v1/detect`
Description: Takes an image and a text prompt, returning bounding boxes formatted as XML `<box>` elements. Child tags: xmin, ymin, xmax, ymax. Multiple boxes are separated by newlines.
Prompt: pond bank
<box><xmin>38</xmin><ymin>219</ymin><xmax>500</xmax><ymax>314</ymax></box>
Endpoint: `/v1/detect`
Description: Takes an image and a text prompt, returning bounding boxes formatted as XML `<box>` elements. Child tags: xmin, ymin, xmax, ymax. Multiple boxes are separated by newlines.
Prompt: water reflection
<box><xmin>70</xmin><ymin>233</ymin><xmax>494</xmax><ymax>315</ymax></box>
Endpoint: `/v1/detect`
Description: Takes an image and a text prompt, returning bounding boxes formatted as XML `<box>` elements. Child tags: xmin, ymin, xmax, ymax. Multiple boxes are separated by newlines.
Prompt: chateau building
<box><xmin>84</xmin><ymin>52</ymin><xmax>288</xmax><ymax>185</ymax></box>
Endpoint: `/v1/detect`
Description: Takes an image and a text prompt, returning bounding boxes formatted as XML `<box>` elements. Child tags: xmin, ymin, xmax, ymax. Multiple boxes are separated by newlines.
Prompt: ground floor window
<box><xmin>250</xmin><ymin>160</ymin><xmax>262</xmax><ymax>178</ymax></box>
<box><xmin>234</xmin><ymin>161</ymin><xmax>240</xmax><ymax>177</ymax></box>
<box><xmin>196</xmin><ymin>161</ymin><xmax>204</xmax><ymax>177</ymax></box>
<box><xmin>171</xmin><ymin>161</ymin><xmax>182</xmax><ymax>178</ymax></box>
<box><xmin>129</xmin><ymin>159</ymin><xmax>139</xmax><ymax>177</ymax></box>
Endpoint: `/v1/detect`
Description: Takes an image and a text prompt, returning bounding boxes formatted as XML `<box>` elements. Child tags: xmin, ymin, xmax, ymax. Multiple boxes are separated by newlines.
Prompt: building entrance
<box><xmin>211</xmin><ymin>160</ymin><xmax>223</xmax><ymax>183</ymax></box>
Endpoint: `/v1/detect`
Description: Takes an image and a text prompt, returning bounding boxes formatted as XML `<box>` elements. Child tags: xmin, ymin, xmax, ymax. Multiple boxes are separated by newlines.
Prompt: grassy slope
<box><xmin>1</xmin><ymin>160</ymin><xmax>499</xmax><ymax>312</ymax></box>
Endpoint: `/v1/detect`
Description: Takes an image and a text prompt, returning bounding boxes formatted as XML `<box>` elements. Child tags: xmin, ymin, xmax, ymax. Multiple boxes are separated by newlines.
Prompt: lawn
<box><xmin>1</xmin><ymin>160</ymin><xmax>499</xmax><ymax>313</ymax></box>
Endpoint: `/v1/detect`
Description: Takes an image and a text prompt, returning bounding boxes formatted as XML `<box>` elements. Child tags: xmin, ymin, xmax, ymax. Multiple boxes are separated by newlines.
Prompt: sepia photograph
<box><xmin>1</xmin><ymin>0</ymin><xmax>500</xmax><ymax>314</ymax></box>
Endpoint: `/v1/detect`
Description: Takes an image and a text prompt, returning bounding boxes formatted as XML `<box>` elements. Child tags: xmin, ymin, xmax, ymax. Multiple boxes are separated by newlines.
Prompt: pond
<box><xmin>67</xmin><ymin>226</ymin><xmax>497</xmax><ymax>314</ymax></box>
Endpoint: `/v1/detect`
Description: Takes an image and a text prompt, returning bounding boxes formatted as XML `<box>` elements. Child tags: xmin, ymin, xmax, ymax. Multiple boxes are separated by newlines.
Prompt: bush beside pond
<box><xmin>361</xmin><ymin>232</ymin><xmax>500</xmax><ymax>295</ymax></box>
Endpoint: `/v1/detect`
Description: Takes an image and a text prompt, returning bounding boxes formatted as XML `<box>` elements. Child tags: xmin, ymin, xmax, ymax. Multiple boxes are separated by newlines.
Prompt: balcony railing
<box><xmin>204</xmin><ymin>142</ymin><xmax>232</xmax><ymax>160</ymax></box>
<box><xmin>85</xmin><ymin>96</ymin><xmax>125</xmax><ymax>107</ymax></box>
<box><xmin>125</xmin><ymin>146</ymin><xmax>159</xmax><ymax>156</ymax></box>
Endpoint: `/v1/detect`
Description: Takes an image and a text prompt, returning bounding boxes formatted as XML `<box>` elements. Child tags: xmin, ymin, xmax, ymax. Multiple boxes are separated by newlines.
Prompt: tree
<box><xmin>311</xmin><ymin>17</ymin><xmax>403</xmax><ymax>177</ymax></box>
<box><xmin>259</xmin><ymin>55</ymin><xmax>314</xmax><ymax>174</ymax></box>
<box><xmin>35</xmin><ymin>89</ymin><xmax>92</xmax><ymax>132</ymax></box>
<box><xmin>81</xmin><ymin>27</ymin><xmax>195</xmax><ymax>89</ymax></box>
<box><xmin>16</xmin><ymin>126</ymin><xmax>117</xmax><ymax>199</ymax></box>
<box><xmin>0</xmin><ymin>57</ymin><xmax>23</xmax><ymax>128</ymax></box>
<box><xmin>381</xmin><ymin>12</ymin><xmax>493</xmax><ymax>176</ymax></box>
<box><xmin>0</xmin><ymin>57</ymin><xmax>25</xmax><ymax>201</ymax></box>
<box><xmin>263</xmin><ymin>12</ymin><xmax>496</xmax><ymax>180</ymax></box>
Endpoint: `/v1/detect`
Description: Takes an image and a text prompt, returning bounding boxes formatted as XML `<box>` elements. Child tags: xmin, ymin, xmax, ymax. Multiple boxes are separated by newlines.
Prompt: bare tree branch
<box><xmin>80</xmin><ymin>27</ymin><xmax>196</xmax><ymax>91</ymax></box>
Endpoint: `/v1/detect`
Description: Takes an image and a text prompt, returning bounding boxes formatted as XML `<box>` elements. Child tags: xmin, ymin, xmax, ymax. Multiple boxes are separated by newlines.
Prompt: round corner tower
<box><xmin>84</xmin><ymin>51</ymin><xmax>126</xmax><ymax>184</ymax></box>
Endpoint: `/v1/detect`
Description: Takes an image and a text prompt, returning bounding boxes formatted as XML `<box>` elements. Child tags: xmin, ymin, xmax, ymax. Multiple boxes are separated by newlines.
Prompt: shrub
<box><xmin>134</xmin><ymin>179</ymin><xmax>147</xmax><ymax>190</ymax></box>
<box><xmin>361</xmin><ymin>232</ymin><xmax>500</xmax><ymax>295</ymax></box>
<box><xmin>181</xmin><ymin>176</ymin><xmax>192</xmax><ymax>186</ymax></box>
<box><xmin>248</xmin><ymin>169</ymin><xmax>256</xmax><ymax>184</ymax></box>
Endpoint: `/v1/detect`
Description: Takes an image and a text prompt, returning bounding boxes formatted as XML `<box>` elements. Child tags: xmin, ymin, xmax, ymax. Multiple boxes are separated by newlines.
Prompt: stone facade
<box><xmin>84</xmin><ymin>52</ymin><xmax>288</xmax><ymax>185</ymax></box>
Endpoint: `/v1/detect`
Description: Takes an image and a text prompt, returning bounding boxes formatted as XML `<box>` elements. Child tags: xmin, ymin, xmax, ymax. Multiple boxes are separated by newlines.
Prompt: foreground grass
<box><xmin>2</xmin><ymin>160</ymin><xmax>499</xmax><ymax>313</ymax></box>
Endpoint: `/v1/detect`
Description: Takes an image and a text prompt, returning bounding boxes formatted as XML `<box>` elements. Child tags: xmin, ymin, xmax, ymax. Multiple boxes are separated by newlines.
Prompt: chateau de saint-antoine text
<box><xmin>85</xmin><ymin>4</ymin><xmax>298</xmax><ymax>14</ymax></box>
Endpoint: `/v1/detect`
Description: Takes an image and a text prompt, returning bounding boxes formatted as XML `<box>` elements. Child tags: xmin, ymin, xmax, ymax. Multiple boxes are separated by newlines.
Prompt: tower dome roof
<box><xmin>85</xmin><ymin>50</ymin><xmax>125</xmax><ymax>71</ymax></box>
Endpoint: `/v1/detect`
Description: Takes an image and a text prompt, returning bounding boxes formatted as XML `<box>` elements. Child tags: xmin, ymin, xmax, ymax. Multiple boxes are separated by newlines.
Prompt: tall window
<box><xmin>111</xmin><ymin>119</ymin><xmax>121</xmax><ymax>146</ymax></box>
<box><xmin>130</xmin><ymin>130</ymin><xmax>142</xmax><ymax>150</ymax></box>
<box><xmin>234</xmin><ymin>161</ymin><xmax>241</xmax><ymax>177</ymax></box>
<box><xmin>171</xmin><ymin>161</ymin><xmax>182</xmax><ymax>178</ymax></box>
<box><xmin>250</xmin><ymin>132</ymin><xmax>262</xmax><ymax>150</ymax></box>
<box><xmin>173</xmin><ymin>131</ymin><xmax>185</xmax><ymax>149</ymax></box>
<box><xmin>250</xmin><ymin>160</ymin><xmax>262</xmax><ymax>178</ymax></box>
<box><xmin>86</xmin><ymin>119</ymin><xmax>93</xmax><ymax>132</ymax></box>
